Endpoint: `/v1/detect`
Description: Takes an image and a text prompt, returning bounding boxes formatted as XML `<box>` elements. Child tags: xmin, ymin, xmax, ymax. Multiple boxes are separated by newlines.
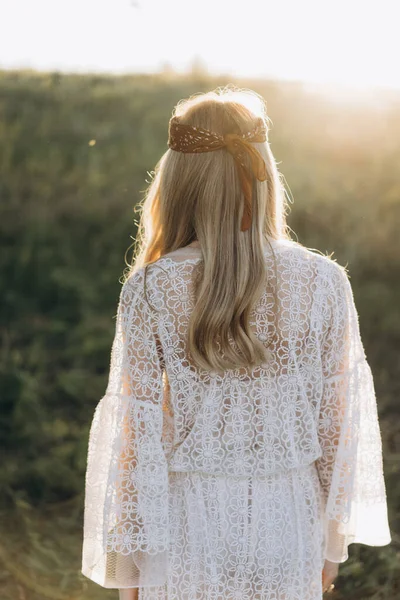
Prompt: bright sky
<box><xmin>1</xmin><ymin>0</ymin><xmax>399</xmax><ymax>89</ymax></box>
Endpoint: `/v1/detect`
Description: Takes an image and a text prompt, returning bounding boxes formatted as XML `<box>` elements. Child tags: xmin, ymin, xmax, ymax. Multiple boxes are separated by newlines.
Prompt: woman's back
<box><xmin>142</xmin><ymin>238</ymin><xmax>339</xmax><ymax>477</ymax></box>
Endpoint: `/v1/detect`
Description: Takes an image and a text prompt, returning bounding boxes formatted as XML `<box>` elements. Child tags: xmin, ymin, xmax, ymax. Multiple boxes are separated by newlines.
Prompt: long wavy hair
<box><xmin>128</xmin><ymin>86</ymin><xmax>289</xmax><ymax>373</ymax></box>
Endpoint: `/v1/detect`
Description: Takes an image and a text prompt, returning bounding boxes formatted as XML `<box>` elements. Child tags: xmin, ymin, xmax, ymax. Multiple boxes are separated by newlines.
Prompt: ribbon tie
<box><xmin>168</xmin><ymin>116</ymin><xmax>268</xmax><ymax>231</ymax></box>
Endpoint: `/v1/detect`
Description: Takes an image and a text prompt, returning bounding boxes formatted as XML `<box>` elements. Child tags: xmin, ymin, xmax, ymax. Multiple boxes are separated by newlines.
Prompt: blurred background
<box><xmin>0</xmin><ymin>0</ymin><xmax>399</xmax><ymax>598</ymax></box>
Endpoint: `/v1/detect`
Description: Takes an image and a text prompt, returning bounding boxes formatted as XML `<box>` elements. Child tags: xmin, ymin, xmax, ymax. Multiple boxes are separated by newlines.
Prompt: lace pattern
<box><xmin>82</xmin><ymin>239</ymin><xmax>391</xmax><ymax>595</ymax></box>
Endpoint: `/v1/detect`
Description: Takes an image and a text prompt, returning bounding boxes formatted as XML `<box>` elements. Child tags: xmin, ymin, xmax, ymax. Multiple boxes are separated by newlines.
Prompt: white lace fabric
<box><xmin>82</xmin><ymin>239</ymin><xmax>391</xmax><ymax>598</ymax></box>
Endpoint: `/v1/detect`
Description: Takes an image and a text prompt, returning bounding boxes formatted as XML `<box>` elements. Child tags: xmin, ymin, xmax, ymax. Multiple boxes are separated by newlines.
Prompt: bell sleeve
<box><xmin>81</xmin><ymin>269</ymin><xmax>170</xmax><ymax>589</ymax></box>
<box><xmin>315</xmin><ymin>263</ymin><xmax>391</xmax><ymax>563</ymax></box>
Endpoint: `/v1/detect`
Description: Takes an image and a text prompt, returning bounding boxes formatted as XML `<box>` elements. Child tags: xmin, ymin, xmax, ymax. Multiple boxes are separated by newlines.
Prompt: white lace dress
<box><xmin>82</xmin><ymin>239</ymin><xmax>391</xmax><ymax>600</ymax></box>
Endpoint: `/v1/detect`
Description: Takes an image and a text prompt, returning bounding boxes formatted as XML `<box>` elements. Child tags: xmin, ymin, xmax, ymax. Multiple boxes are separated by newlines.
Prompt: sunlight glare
<box><xmin>0</xmin><ymin>0</ymin><xmax>398</xmax><ymax>92</ymax></box>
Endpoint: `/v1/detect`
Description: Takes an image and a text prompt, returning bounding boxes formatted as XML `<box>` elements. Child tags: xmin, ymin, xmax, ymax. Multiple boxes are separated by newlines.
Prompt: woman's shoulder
<box><xmin>121</xmin><ymin>256</ymin><xmax>187</xmax><ymax>299</ymax></box>
<box><xmin>276</xmin><ymin>238</ymin><xmax>348</xmax><ymax>281</ymax></box>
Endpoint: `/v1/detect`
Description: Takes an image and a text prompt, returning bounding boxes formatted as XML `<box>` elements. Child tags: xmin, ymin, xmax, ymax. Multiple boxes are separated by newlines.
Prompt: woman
<box><xmin>81</xmin><ymin>87</ymin><xmax>391</xmax><ymax>599</ymax></box>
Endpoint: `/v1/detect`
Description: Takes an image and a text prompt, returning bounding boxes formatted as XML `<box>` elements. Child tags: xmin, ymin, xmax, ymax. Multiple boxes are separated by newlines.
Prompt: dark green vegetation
<box><xmin>0</xmin><ymin>70</ymin><xmax>399</xmax><ymax>599</ymax></box>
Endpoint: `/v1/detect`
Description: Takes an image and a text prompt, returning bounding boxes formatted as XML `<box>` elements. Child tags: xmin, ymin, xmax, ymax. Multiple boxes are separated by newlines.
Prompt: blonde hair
<box><xmin>129</xmin><ymin>86</ymin><xmax>289</xmax><ymax>373</ymax></box>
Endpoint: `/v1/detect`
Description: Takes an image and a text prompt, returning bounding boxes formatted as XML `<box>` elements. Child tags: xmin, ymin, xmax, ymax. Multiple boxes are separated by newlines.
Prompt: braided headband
<box><xmin>168</xmin><ymin>116</ymin><xmax>268</xmax><ymax>231</ymax></box>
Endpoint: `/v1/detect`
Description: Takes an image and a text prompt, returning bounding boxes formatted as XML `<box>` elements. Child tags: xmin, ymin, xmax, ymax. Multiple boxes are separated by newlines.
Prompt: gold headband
<box><xmin>168</xmin><ymin>116</ymin><xmax>267</xmax><ymax>231</ymax></box>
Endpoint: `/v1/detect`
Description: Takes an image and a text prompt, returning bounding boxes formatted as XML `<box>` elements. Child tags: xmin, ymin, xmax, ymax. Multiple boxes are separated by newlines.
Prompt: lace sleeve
<box><xmin>81</xmin><ymin>270</ymin><xmax>169</xmax><ymax>588</ymax></box>
<box><xmin>315</xmin><ymin>263</ymin><xmax>391</xmax><ymax>563</ymax></box>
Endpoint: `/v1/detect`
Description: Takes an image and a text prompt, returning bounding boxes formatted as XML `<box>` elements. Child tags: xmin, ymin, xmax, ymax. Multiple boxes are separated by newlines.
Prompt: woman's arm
<box><xmin>119</xmin><ymin>589</ymin><xmax>138</xmax><ymax>600</ymax></box>
<box><xmin>82</xmin><ymin>269</ymin><xmax>170</xmax><ymax>589</ymax></box>
<box><xmin>315</xmin><ymin>262</ymin><xmax>391</xmax><ymax>562</ymax></box>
